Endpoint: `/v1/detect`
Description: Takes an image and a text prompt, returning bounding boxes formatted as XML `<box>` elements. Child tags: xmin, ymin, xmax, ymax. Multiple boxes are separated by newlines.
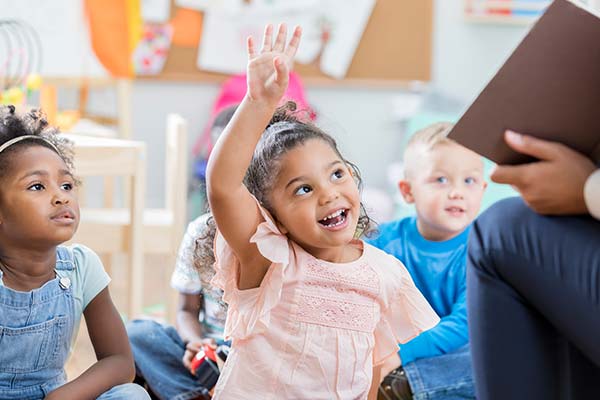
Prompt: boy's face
<box><xmin>399</xmin><ymin>142</ymin><xmax>486</xmax><ymax>241</ymax></box>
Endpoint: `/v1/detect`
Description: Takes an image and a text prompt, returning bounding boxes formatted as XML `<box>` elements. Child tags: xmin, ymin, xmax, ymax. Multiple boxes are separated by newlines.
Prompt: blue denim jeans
<box><xmin>127</xmin><ymin>319</ymin><xmax>214</xmax><ymax>400</ymax></box>
<box><xmin>0</xmin><ymin>247</ymin><xmax>149</xmax><ymax>400</ymax></box>
<box><xmin>403</xmin><ymin>345</ymin><xmax>475</xmax><ymax>400</ymax></box>
<box><xmin>97</xmin><ymin>383</ymin><xmax>151</xmax><ymax>400</ymax></box>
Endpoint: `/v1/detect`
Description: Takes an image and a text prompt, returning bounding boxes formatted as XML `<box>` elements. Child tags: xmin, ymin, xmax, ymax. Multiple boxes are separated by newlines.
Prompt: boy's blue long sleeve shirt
<box><xmin>367</xmin><ymin>217</ymin><xmax>469</xmax><ymax>364</ymax></box>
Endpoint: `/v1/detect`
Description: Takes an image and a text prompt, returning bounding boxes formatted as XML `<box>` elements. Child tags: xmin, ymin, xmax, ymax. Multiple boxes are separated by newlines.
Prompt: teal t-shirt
<box><xmin>58</xmin><ymin>244</ymin><xmax>111</xmax><ymax>351</ymax></box>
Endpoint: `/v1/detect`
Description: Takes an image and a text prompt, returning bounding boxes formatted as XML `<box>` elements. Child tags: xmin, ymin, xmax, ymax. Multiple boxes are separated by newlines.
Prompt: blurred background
<box><xmin>1</xmin><ymin>1</ymin><xmax>597</xmax><ymax>365</ymax></box>
<box><xmin>7</xmin><ymin>0</ymin><xmax>593</xmax><ymax>220</ymax></box>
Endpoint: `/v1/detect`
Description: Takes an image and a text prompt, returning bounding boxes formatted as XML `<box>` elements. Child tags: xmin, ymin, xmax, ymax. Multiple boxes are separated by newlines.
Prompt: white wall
<box><xmin>431</xmin><ymin>0</ymin><xmax>530</xmax><ymax>106</ymax></box>
<box><xmin>55</xmin><ymin>0</ymin><xmax>536</xmax><ymax>217</ymax></box>
<box><xmin>122</xmin><ymin>81</ymin><xmax>409</xmax><ymax>212</ymax></box>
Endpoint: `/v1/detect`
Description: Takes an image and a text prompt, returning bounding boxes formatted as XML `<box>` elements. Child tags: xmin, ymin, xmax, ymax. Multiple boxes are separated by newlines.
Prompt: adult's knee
<box><xmin>469</xmin><ymin>197</ymin><xmax>535</xmax><ymax>254</ymax></box>
<box><xmin>467</xmin><ymin>197</ymin><xmax>537</xmax><ymax>277</ymax></box>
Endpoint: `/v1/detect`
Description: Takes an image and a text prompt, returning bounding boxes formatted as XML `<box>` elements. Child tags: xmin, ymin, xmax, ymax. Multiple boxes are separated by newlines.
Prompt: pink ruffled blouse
<box><xmin>211</xmin><ymin>205</ymin><xmax>439</xmax><ymax>400</ymax></box>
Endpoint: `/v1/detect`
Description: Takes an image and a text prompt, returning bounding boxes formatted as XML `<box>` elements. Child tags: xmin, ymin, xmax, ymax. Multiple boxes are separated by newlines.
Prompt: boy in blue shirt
<box><xmin>371</xmin><ymin>122</ymin><xmax>487</xmax><ymax>400</ymax></box>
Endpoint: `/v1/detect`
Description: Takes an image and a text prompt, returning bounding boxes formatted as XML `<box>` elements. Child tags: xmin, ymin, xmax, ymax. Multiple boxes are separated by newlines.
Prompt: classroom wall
<box><xmin>113</xmin><ymin>0</ymin><xmax>530</xmax><ymax>214</ymax></box>
<box><xmin>431</xmin><ymin>0</ymin><xmax>530</xmax><ymax>106</ymax></box>
<box><xmin>55</xmin><ymin>0</ymin><xmax>536</xmax><ymax>220</ymax></box>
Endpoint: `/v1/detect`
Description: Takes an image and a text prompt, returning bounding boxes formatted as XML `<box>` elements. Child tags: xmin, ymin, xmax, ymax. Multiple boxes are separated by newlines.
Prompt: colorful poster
<box><xmin>196</xmin><ymin>0</ymin><xmax>375</xmax><ymax>78</ymax></box>
<box><xmin>132</xmin><ymin>23</ymin><xmax>173</xmax><ymax>75</ymax></box>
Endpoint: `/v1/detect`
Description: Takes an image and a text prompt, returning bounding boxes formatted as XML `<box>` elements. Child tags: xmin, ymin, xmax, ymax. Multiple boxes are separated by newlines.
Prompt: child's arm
<box><xmin>369</xmin><ymin>365</ymin><xmax>383</xmax><ymax>400</ymax></box>
<box><xmin>369</xmin><ymin>353</ymin><xmax>402</xmax><ymax>400</ymax></box>
<box><xmin>206</xmin><ymin>24</ymin><xmax>301</xmax><ymax>290</ymax></box>
<box><xmin>45</xmin><ymin>288</ymin><xmax>135</xmax><ymax>400</ymax></box>
<box><xmin>176</xmin><ymin>293</ymin><xmax>216</xmax><ymax>372</ymax></box>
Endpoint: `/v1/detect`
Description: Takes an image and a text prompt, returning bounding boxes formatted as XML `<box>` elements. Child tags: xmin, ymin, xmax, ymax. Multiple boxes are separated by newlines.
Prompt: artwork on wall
<box><xmin>196</xmin><ymin>0</ymin><xmax>375</xmax><ymax>79</ymax></box>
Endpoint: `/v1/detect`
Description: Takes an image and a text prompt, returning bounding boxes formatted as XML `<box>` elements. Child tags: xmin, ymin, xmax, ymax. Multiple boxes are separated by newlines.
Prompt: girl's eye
<box><xmin>28</xmin><ymin>183</ymin><xmax>44</xmax><ymax>191</ymax></box>
<box><xmin>436</xmin><ymin>176</ymin><xmax>448</xmax><ymax>184</ymax></box>
<box><xmin>61</xmin><ymin>182</ymin><xmax>74</xmax><ymax>191</ymax></box>
<box><xmin>465</xmin><ymin>177</ymin><xmax>476</xmax><ymax>185</ymax></box>
<box><xmin>331</xmin><ymin>169</ymin><xmax>344</xmax><ymax>181</ymax></box>
<box><xmin>294</xmin><ymin>185</ymin><xmax>312</xmax><ymax>196</ymax></box>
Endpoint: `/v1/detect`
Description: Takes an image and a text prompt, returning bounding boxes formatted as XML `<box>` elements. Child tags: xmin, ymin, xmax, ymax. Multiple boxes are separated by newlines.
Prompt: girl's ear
<box><xmin>347</xmin><ymin>166</ymin><xmax>359</xmax><ymax>185</ymax></box>
<box><xmin>398</xmin><ymin>180</ymin><xmax>415</xmax><ymax>204</ymax></box>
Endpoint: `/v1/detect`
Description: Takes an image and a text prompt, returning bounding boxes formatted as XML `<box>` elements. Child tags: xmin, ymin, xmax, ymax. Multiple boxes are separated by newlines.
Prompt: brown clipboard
<box><xmin>448</xmin><ymin>0</ymin><xmax>600</xmax><ymax>165</ymax></box>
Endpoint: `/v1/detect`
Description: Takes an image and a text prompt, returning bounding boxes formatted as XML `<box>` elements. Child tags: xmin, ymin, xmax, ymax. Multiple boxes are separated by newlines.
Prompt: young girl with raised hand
<box><xmin>206</xmin><ymin>24</ymin><xmax>439</xmax><ymax>399</ymax></box>
<box><xmin>0</xmin><ymin>106</ymin><xmax>149</xmax><ymax>400</ymax></box>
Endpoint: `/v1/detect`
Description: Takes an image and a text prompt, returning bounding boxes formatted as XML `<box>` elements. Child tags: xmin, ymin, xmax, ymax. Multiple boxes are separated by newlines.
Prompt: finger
<box><xmin>273</xmin><ymin>23</ymin><xmax>287</xmax><ymax>52</ymax></box>
<box><xmin>247</xmin><ymin>36</ymin><xmax>256</xmax><ymax>59</ymax></box>
<box><xmin>284</xmin><ymin>26</ymin><xmax>302</xmax><ymax>59</ymax></box>
<box><xmin>182</xmin><ymin>351</ymin><xmax>194</xmax><ymax>368</ymax></box>
<box><xmin>260</xmin><ymin>24</ymin><xmax>273</xmax><ymax>53</ymax></box>
<box><xmin>186</xmin><ymin>341</ymin><xmax>203</xmax><ymax>351</ymax></box>
<box><xmin>202</xmin><ymin>338</ymin><xmax>217</xmax><ymax>349</ymax></box>
<box><xmin>273</xmin><ymin>57</ymin><xmax>289</xmax><ymax>86</ymax></box>
<box><xmin>504</xmin><ymin>130</ymin><xmax>564</xmax><ymax>161</ymax></box>
<box><xmin>490</xmin><ymin>164</ymin><xmax>527</xmax><ymax>186</ymax></box>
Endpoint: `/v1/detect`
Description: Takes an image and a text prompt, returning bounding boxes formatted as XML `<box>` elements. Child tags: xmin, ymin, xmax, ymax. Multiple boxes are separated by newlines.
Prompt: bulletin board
<box><xmin>148</xmin><ymin>0</ymin><xmax>433</xmax><ymax>85</ymax></box>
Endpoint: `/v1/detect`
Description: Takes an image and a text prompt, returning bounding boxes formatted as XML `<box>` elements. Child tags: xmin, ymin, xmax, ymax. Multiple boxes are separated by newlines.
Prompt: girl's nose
<box><xmin>319</xmin><ymin>188</ymin><xmax>340</xmax><ymax>205</ymax></box>
<box><xmin>52</xmin><ymin>193</ymin><xmax>69</xmax><ymax>205</ymax></box>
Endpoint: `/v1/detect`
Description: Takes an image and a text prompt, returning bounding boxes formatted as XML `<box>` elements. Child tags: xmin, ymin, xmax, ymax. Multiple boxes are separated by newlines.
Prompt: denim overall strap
<box><xmin>0</xmin><ymin>246</ymin><xmax>76</xmax><ymax>400</ymax></box>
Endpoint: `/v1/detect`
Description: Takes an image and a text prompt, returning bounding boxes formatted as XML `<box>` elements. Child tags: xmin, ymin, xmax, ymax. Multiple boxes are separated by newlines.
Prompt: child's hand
<box><xmin>182</xmin><ymin>338</ymin><xmax>217</xmax><ymax>372</ymax></box>
<box><xmin>246</xmin><ymin>23</ymin><xmax>302</xmax><ymax>108</ymax></box>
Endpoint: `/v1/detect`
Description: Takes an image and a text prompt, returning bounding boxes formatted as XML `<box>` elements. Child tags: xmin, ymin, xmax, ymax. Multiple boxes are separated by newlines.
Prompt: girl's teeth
<box><xmin>323</xmin><ymin>209</ymin><xmax>343</xmax><ymax>220</ymax></box>
<box><xmin>329</xmin><ymin>219</ymin><xmax>344</xmax><ymax>227</ymax></box>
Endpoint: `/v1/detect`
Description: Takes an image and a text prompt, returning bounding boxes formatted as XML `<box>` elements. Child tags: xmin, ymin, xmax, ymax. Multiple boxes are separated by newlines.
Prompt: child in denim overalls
<box><xmin>0</xmin><ymin>106</ymin><xmax>149</xmax><ymax>400</ymax></box>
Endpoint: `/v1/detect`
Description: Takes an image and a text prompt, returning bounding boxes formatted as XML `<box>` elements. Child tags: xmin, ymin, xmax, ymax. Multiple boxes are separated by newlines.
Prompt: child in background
<box><xmin>191</xmin><ymin>67</ymin><xmax>314</xmax><ymax>218</ymax></box>
<box><xmin>192</xmin><ymin>70</ymin><xmax>314</xmax><ymax>161</ymax></box>
<box><xmin>206</xmin><ymin>24</ymin><xmax>439</xmax><ymax>400</ymax></box>
<box><xmin>0</xmin><ymin>106</ymin><xmax>149</xmax><ymax>400</ymax></box>
<box><xmin>369</xmin><ymin>123</ymin><xmax>487</xmax><ymax>400</ymax></box>
<box><xmin>128</xmin><ymin>213</ymin><xmax>223</xmax><ymax>400</ymax></box>
<box><xmin>127</xmin><ymin>105</ymin><xmax>238</xmax><ymax>400</ymax></box>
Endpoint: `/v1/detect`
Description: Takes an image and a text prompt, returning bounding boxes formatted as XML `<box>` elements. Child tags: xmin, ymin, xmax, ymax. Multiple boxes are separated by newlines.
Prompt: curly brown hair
<box><xmin>0</xmin><ymin>105</ymin><xmax>76</xmax><ymax>180</ymax></box>
<box><xmin>243</xmin><ymin>101</ymin><xmax>373</xmax><ymax>237</ymax></box>
<box><xmin>192</xmin><ymin>214</ymin><xmax>218</xmax><ymax>290</ymax></box>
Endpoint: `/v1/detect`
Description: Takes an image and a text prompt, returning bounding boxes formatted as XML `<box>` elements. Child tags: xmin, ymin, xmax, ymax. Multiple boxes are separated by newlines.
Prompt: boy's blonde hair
<box><xmin>403</xmin><ymin>122</ymin><xmax>455</xmax><ymax>178</ymax></box>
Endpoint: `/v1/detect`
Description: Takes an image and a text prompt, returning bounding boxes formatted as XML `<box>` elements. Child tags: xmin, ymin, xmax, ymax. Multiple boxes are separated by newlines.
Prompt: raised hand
<box><xmin>246</xmin><ymin>24</ymin><xmax>302</xmax><ymax>108</ymax></box>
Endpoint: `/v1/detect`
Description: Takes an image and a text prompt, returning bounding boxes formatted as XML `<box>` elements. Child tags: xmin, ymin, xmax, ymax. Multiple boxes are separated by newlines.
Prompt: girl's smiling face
<box><xmin>0</xmin><ymin>145</ymin><xmax>80</xmax><ymax>247</ymax></box>
<box><xmin>268</xmin><ymin>139</ymin><xmax>361</xmax><ymax>262</ymax></box>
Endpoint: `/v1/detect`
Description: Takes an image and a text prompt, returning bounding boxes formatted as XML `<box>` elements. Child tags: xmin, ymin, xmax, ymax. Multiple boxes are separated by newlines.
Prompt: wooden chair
<box><xmin>71</xmin><ymin>114</ymin><xmax>188</xmax><ymax>321</ymax></box>
<box><xmin>66</xmin><ymin>134</ymin><xmax>146</xmax><ymax>319</ymax></box>
<box><xmin>41</xmin><ymin>77</ymin><xmax>134</xmax><ymax>208</ymax></box>
<box><xmin>40</xmin><ymin>77</ymin><xmax>133</xmax><ymax>139</ymax></box>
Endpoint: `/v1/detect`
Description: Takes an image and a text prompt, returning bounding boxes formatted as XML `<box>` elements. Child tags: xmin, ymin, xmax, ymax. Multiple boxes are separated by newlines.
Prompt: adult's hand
<box><xmin>491</xmin><ymin>130</ymin><xmax>596</xmax><ymax>215</ymax></box>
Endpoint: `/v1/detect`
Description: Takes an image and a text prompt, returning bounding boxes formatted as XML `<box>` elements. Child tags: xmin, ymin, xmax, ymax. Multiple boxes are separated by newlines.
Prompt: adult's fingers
<box><xmin>504</xmin><ymin>130</ymin><xmax>565</xmax><ymax>161</ymax></box>
<box><xmin>490</xmin><ymin>163</ymin><xmax>528</xmax><ymax>186</ymax></box>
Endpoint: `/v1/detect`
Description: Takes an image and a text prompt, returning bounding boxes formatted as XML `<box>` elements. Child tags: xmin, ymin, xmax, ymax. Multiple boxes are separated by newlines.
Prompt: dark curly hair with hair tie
<box><xmin>0</xmin><ymin>105</ymin><xmax>76</xmax><ymax>182</ymax></box>
<box><xmin>243</xmin><ymin>101</ymin><xmax>373</xmax><ymax>236</ymax></box>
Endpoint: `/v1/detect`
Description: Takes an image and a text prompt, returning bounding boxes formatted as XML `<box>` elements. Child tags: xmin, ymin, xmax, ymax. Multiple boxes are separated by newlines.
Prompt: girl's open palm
<box><xmin>246</xmin><ymin>24</ymin><xmax>302</xmax><ymax>107</ymax></box>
